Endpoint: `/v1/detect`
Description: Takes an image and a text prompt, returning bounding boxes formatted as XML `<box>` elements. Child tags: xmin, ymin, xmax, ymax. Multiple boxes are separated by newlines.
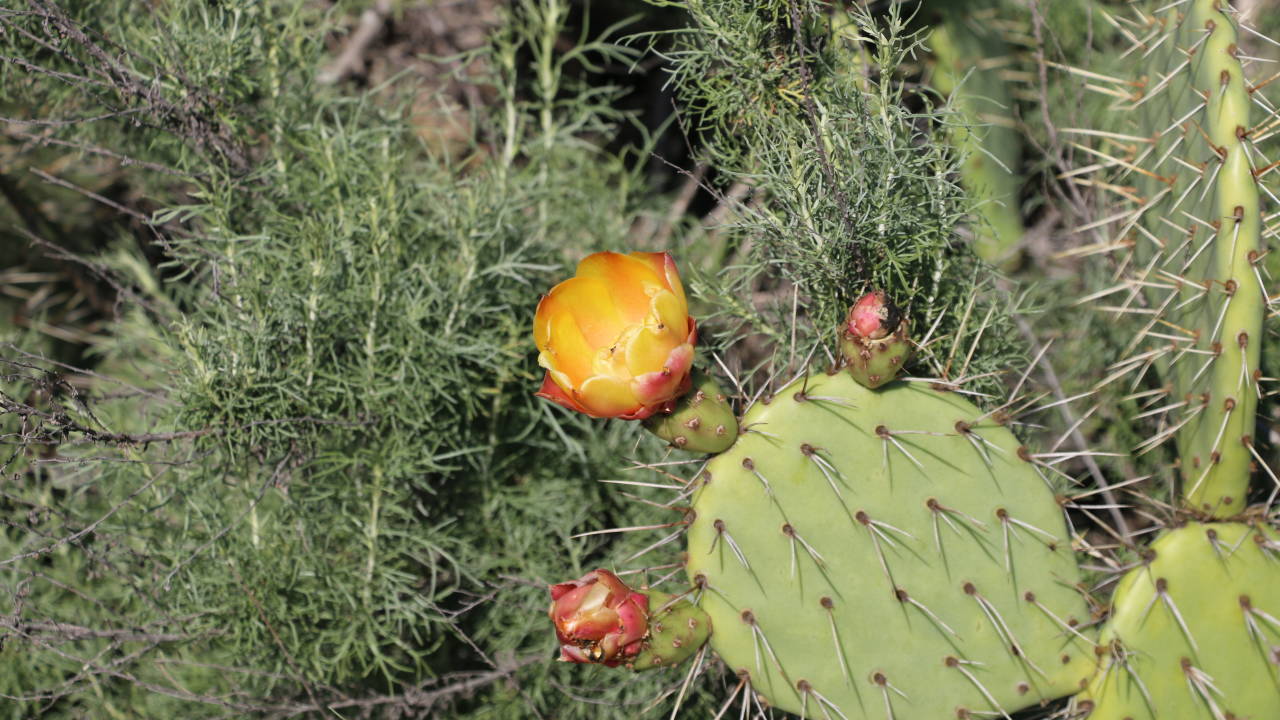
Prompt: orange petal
<box><xmin>631</xmin><ymin>343</ymin><xmax>694</xmax><ymax>407</ymax></box>
<box><xmin>547</xmin><ymin>276</ymin><xmax>627</xmax><ymax>349</ymax></box>
<box><xmin>577</xmin><ymin>375</ymin><xmax>641</xmax><ymax>418</ymax></box>
<box><xmin>632</xmin><ymin>252</ymin><xmax>687</xmax><ymax>321</ymax></box>
<box><xmin>575</xmin><ymin>252</ymin><xmax>665</xmax><ymax>324</ymax></box>
<box><xmin>536</xmin><ymin>372</ymin><xmax>590</xmax><ymax>414</ymax></box>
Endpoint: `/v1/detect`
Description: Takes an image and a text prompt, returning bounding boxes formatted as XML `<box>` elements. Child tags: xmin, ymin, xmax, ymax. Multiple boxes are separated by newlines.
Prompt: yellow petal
<box><xmin>577</xmin><ymin>375</ymin><xmax>641</xmax><ymax>417</ymax></box>
<box><xmin>548</xmin><ymin>276</ymin><xmax>627</xmax><ymax>349</ymax></box>
<box><xmin>575</xmin><ymin>252</ymin><xmax>664</xmax><ymax>324</ymax></box>
<box><xmin>650</xmin><ymin>290</ymin><xmax>686</xmax><ymax>341</ymax></box>
<box><xmin>624</xmin><ymin>325</ymin><xmax>678</xmax><ymax>379</ymax></box>
<box><xmin>632</xmin><ymin>252</ymin><xmax>687</xmax><ymax>321</ymax></box>
<box><xmin>544</xmin><ymin>310</ymin><xmax>595</xmax><ymax>387</ymax></box>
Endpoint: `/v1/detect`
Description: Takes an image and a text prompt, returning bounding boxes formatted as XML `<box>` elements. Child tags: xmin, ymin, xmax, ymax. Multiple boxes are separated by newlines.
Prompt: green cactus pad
<box><xmin>629</xmin><ymin>589</ymin><xmax>712</xmax><ymax>671</ymax></box>
<box><xmin>643</xmin><ymin>371</ymin><xmax>738</xmax><ymax>453</ymax></box>
<box><xmin>929</xmin><ymin>9</ymin><xmax>1024</xmax><ymax>270</ymax></box>
<box><xmin>1078</xmin><ymin>522</ymin><xmax>1280</xmax><ymax>720</ymax></box>
<box><xmin>1078</xmin><ymin>0</ymin><xmax>1267</xmax><ymax>516</ymax></box>
<box><xmin>685</xmin><ymin>372</ymin><xmax>1094</xmax><ymax>718</ymax></box>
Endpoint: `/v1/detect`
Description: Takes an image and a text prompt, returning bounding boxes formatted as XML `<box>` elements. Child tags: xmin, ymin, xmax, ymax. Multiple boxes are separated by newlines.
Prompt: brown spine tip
<box><xmin>1061</xmin><ymin>653</ymin><xmax>1073</xmax><ymax>665</ymax></box>
<box><xmin>944</xmin><ymin>655</ymin><xmax>959</xmax><ymax>668</ymax></box>
<box><xmin>820</xmin><ymin>596</ymin><xmax>834</xmax><ymax>609</ymax></box>
<box><xmin>962</xmin><ymin>582</ymin><xmax>977</xmax><ymax>595</ymax></box>
<box><xmin>1224</xmin><ymin>397</ymin><xmax>1237</xmax><ymax>411</ymax></box>
<box><xmin>1239</xmin><ymin>594</ymin><xmax>1252</xmax><ymax>610</ymax></box>
<box><xmin>926</xmin><ymin>497</ymin><xmax>941</xmax><ymax>511</ymax></box>
<box><xmin>872</xmin><ymin>672</ymin><xmax>887</xmax><ymax>686</ymax></box>
<box><xmin>713</xmin><ymin>519</ymin><xmax>726</xmax><ymax>533</ymax></box>
<box><xmin>800</xmin><ymin>443</ymin><xmax>815</xmax><ymax>456</ymax></box>
<box><xmin>854</xmin><ymin>510</ymin><xmax>870</xmax><ymax>525</ymax></box>
<box><xmin>781</xmin><ymin>523</ymin><xmax>795</xmax><ymax>537</ymax></box>
<box><xmin>1024</xmin><ymin>591</ymin><xmax>1036</xmax><ymax>602</ymax></box>
<box><xmin>1016</xmin><ymin>682</ymin><xmax>1030</xmax><ymax>695</ymax></box>
<box><xmin>1180</xmin><ymin>657</ymin><xmax>1193</xmax><ymax>671</ymax></box>
<box><xmin>954</xmin><ymin>420</ymin><xmax>971</xmax><ymax>434</ymax></box>
<box><xmin>793</xmin><ymin>391</ymin><xmax>807</xmax><ymax>402</ymax></box>
<box><xmin>875</xmin><ymin>424</ymin><xmax>890</xmax><ymax>438</ymax></box>
<box><xmin>1155</xmin><ymin>577</ymin><xmax>1168</xmax><ymax>593</ymax></box>
<box><xmin>796</xmin><ymin>679</ymin><xmax>812</xmax><ymax>692</ymax></box>
<box><xmin>995</xmin><ymin>507</ymin><xmax>1009</xmax><ymax>520</ymax></box>
<box><xmin>1016</xmin><ymin>445</ymin><xmax>1032</xmax><ymax>462</ymax></box>
<box><xmin>895</xmin><ymin>587</ymin><xmax>909</xmax><ymax>602</ymax></box>
<box><xmin>1238</xmin><ymin>331</ymin><xmax>1249</xmax><ymax>349</ymax></box>
<box><xmin>740</xmin><ymin>610</ymin><xmax>755</xmax><ymax>625</ymax></box>
<box><xmin>741</xmin><ymin>458</ymin><xmax>754</xmax><ymax>470</ymax></box>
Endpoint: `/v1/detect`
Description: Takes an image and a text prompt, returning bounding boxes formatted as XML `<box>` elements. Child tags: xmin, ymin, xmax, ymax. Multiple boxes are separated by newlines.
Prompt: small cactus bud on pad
<box><xmin>642</xmin><ymin>370</ymin><xmax>738</xmax><ymax>453</ymax></box>
<box><xmin>629</xmin><ymin>589</ymin><xmax>713</xmax><ymax>671</ymax></box>
<box><xmin>685</xmin><ymin>372</ymin><xmax>1094</xmax><ymax>718</ymax></box>
<box><xmin>1078</xmin><ymin>523</ymin><xmax>1280</xmax><ymax>719</ymax></box>
<box><xmin>840</xmin><ymin>291</ymin><xmax>910</xmax><ymax>388</ymax></box>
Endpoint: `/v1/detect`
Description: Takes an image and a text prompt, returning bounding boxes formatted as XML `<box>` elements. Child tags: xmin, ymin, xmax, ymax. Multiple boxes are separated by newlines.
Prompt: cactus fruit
<box><xmin>642</xmin><ymin>370</ymin><xmax>739</xmax><ymax>453</ymax></box>
<box><xmin>1075</xmin><ymin>522</ymin><xmax>1280</xmax><ymax>720</ymax></box>
<box><xmin>839</xmin><ymin>291</ymin><xmax>911</xmax><ymax>389</ymax></box>
<box><xmin>684</xmin><ymin>371</ymin><xmax>1093</xmax><ymax>718</ymax></box>
<box><xmin>1073</xmin><ymin>0</ymin><xmax>1267</xmax><ymax>516</ymax></box>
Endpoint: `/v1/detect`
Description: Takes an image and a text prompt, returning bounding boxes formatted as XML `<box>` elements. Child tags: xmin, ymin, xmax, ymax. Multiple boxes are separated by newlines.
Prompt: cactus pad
<box><xmin>1078</xmin><ymin>522</ymin><xmax>1280</xmax><ymax>720</ymax></box>
<box><xmin>1076</xmin><ymin>0</ymin><xmax>1268</xmax><ymax>515</ymax></box>
<box><xmin>685</xmin><ymin>372</ymin><xmax>1094</xmax><ymax>718</ymax></box>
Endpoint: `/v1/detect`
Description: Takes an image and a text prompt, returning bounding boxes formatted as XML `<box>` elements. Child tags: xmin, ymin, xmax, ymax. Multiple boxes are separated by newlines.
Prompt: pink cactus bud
<box><xmin>548</xmin><ymin>569</ymin><xmax>650</xmax><ymax>666</ymax></box>
<box><xmin>846</xmin><ymin>291</ymin><xmax>900</xmax><ymax>341</ymax></box>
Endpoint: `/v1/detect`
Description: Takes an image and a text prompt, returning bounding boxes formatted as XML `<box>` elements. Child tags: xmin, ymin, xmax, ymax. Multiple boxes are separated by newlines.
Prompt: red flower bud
<box><xmin>846</xmin><ymin>291</ymin><xmax>900</xmax><ymax>341</ymax></box>
<box><xmin>548</xmin><ymin>569</ymin><xmax>650</xmax><ymax>666</ymax></box>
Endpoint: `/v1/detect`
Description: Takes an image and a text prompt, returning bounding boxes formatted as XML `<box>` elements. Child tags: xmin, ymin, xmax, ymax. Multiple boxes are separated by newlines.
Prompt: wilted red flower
<box><xmin>548</xmin><ymin>569</ymin><xmax>650</xmax><ymax>665</ymax></box>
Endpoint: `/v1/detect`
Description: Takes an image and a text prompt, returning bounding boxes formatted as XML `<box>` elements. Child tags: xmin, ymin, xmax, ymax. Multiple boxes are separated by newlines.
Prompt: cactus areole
<box><xmin>840</xmin><ymin>291</ymin><xmax>911</xmax><ymax>388</ymax></box>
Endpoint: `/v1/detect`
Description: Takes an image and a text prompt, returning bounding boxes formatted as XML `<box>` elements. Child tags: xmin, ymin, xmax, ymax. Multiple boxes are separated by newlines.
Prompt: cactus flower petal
<box><xmin>534</xmin><ymin>251</ymin><xmax>697</xmax><ymax>420</ymax></box>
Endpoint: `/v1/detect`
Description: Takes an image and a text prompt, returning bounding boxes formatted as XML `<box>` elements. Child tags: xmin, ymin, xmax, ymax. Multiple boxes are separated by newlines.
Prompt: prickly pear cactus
<box><xmin>685</xmin><ymin>372</ymin><xmax>1094</xmax><ymax>718</ymax></box>
<box><xmin>1075</xmin><ymin>522</ymin><xmax>1280</xmax><ymax>720</ymax></box>
<box><xmin>1076</xmin><ymin>0</ymin><xmax>1267</xmax><ymax>516</ymax></box>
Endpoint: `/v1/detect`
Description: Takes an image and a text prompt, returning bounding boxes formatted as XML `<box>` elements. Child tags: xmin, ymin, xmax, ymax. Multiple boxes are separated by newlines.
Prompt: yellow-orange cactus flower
<box><xmin>534</xmin><ymin>251</ymin><xmax>696</xmax><ymax>420</ymax></box>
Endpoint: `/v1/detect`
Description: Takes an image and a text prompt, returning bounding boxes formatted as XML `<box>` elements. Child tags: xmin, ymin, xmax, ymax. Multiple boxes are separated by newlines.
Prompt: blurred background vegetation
<box><xmin>1</xmin><ymin>0</ymin><xmax>1277</xmax><ymax>718</ymax></box>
